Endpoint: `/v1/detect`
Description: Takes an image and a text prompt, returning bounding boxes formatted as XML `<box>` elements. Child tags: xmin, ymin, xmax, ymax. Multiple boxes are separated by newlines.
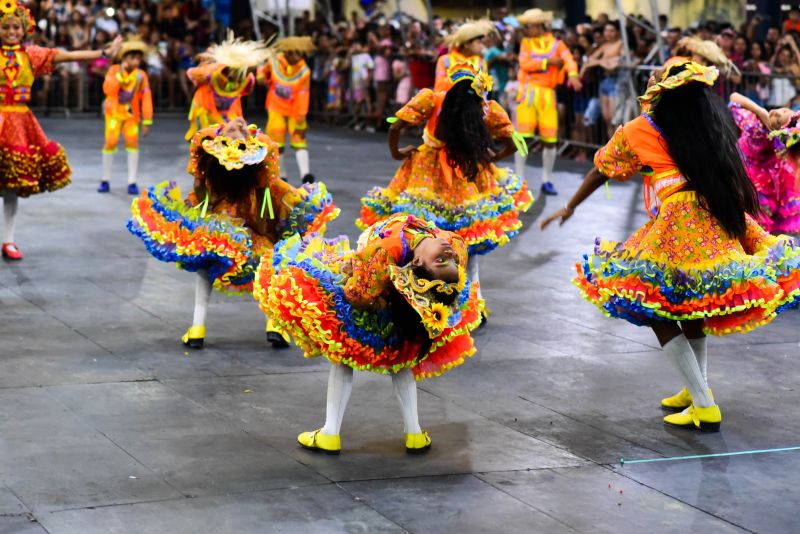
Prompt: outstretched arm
<box><xmin>540</xmin><ymin>167</ymin><xmax>608</xmax><ymax>229</ymax></box>
<box><xmin>53</xmin><ymin>35</ymin><xmax>122</xmax><ymax>64</ymax></box>
<box><xmin>730</xmin><ymin>92</ymin><xmax>770</xmax><ymax>127</ymax></box>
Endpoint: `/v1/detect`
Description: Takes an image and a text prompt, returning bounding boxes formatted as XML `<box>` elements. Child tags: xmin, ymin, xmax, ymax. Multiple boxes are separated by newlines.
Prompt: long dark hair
<box><xmin>386</xmin><ymin>266</ymin><xmax>459</xmax><ymax>358</ymax></box>
<box><xmin>195</xmin><ymin>150</ymin><xmax>260</xmax><ymax>204</ymax></box>
<box><xmin>651</xmin><ymin>64</ymin><xmax>759</xmax><ymax>239</ymax></box>
<box><xmin>434</xmin><ymin>80</ymin><xmax>493</xmax><ymax>182</ymax></box>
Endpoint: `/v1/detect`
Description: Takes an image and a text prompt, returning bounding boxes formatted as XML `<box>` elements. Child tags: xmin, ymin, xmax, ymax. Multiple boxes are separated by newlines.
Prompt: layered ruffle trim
<box><xmin>279</xmin><ymin>181</ymin><xmax>340</xmax><ymax>239</ymax></box>
<box><xmin>0</xmin><ymin>141</ymin><xmax>71</xmax><ymax>197</ymax></box>
<box><xmin>575</xmin><ymin>236</ymin><xmax>800</xmax><ymax>336</ymax></box>
<box><xmin>253</xmin><ymin>233</ymin><xmax>482</xmax><ymax>379</ymax></box>
<box><xmin>358</xmin><ymin>169</ymin><xmax>533</xmax><ymax>256</ymax></box>
<box><xmin>127</xmin><ymin>181</ymin><xmax>260</xmax><ymax>294</ymax></box>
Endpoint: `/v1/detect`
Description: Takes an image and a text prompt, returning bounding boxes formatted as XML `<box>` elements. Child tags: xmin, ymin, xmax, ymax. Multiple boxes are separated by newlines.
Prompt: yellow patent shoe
<box><xmin>405</xmin><ymin>430</ymin><xmax>432</xmax><ymax>453</ymax></box>
<box><xmin>181</xmin><ymin>325</ymin><xmax>206</xmax><ymax>349</ymax></box>
<box><xmin>660</xmin><ymin>387</ymin><xmax>713</xmax><ymax>411</ymax></box>
<box><xmin>663</xmin><ymin>404</ymin><xmax>722</xmax><ymax>432</ymax></box>
<box><xmin>266</xmin><ymin>318</ymin><xmax>290</xmax><ymax>348</ymax></box>
<box><xmin>298</xmin><ymin>429</ymin><xmax>341</xmax><ymax>454</ymax></box>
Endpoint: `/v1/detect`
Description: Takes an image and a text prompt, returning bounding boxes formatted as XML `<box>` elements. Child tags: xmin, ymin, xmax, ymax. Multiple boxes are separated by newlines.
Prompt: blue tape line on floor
<box><xmin>621</xmin><ymin>446</ymin><xmax>800</xmax><ymax>466</ymax></box>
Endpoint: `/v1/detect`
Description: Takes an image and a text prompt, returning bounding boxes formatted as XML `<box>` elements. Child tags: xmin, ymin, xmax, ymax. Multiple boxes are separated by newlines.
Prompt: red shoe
<box><xmin>2</xmin><ymin>242</ymin><xmax>23</xmax><ymax>260</ymax></box>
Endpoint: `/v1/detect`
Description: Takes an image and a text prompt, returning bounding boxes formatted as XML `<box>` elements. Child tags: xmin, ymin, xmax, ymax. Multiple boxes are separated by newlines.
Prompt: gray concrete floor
<box><xmin>1</xmin><ymin>117</ymin><xmax>799</xmax><ymax>534</ymax></box>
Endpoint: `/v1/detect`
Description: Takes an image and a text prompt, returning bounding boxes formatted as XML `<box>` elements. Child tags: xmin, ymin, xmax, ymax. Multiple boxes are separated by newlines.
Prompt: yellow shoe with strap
<box><xmin>266</xmin><ymin>318</ymin><xmax>290</xmax><ymax>348</ymax></box>
<box><xmin>405</xmin><ymin>430</ymin><xmax>432</xmax><ymax>453</ymax></box>
<box><xmin>663</xmin><ymin>404</ymin><xmax>722</xmax><ymax>432</ymax></box>
<box><xmin>181</xmin><ymin>325</ymin><xmax>206</xmax><ymax>349</ymax></box>
<box><xmin>660</xmin><ymin>387</ymin><xmax>713</xmax><ymax>411</ymax></box>
<box><xmin>298</xmin><ymin>429</ymin><xmax>341</xmax><ymax>454</ymax></box>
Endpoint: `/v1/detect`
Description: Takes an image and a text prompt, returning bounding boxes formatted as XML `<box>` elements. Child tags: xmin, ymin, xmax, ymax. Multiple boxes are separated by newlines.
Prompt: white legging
<box><xmin>3</xmin><ymin>190</ymin><xmax>18</xmax><ymax>243</ymax></box>
<box><xmin>192</xmin><ymin>271</ymin><xmax>213</xmax><ymax>327</ymax></box>
<box><xmin>319</xmin><ymin>364</ymin><xmax>421</xmax><ymax>435</ymax></box>
<box><xmin>466</xmin><ymin>255</ymin><xmax>482</xmax><ymax>299</ymax></box>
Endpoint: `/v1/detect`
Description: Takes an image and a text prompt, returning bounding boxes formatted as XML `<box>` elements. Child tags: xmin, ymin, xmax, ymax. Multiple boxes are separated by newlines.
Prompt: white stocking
<box><xmin>321</xmin><ymin>363</ymin><xmax>354</xmax><ymax>435</ymax></box>
<box><xmin>278</xmin><ymin>151</ymin><xmax>286</xmax><ymax>177</ymax></box>
<box><xmin>514</xmin><ymin>151</ymin><xmax>527</xmax><ymax>182</ymax></box>
<box><xmin>466</xmin><ymin>255</ymin><xmax>482</xmax><ymax>299</ymax></box>
<box><xmin>687</xmin><ymin>336</ymin><xmax>708</xmax><ymax>384</ymax></box>
<box><xmin>2</xmin><ymin>190</ymin><xmax>18</xmax><ymax>243</ymax></box>
<box><xmin>127</xmin><ymin>150</ymin><xmax>139</xmax><ymax>184</ymax></box>
<box><xmin>192</xmin><ymin>271</ymin><xmax>212</xmax><ymax>327</ymax></box>
<box><xmin>542</xmin><ymin>146</ymin><xmax>557</xmax><ymax>185</ymax></box>
<box><xmin>663</xmin><ymin>335</ymin><xmax>713</xmax><ymax>407</ymax></box>
<box><xmin>295</xmin><ymin>148</ymin><xmax>310</xmax><ymax>178</ymax></box>
<box><xmin>392</xmin><ymin>368</ymin><xmax>421</xmax><ymax>434</ymax></box>
<box><xmin>102</xmin><ymin>152</ymin><xmax>114</xmax><ymax>182</ymax></box>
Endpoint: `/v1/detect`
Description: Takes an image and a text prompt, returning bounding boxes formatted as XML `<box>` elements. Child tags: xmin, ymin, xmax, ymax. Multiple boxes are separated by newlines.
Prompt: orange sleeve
<box><xmin>343</xmin><ymin>246</ymin><xmax>394</xmax><ymax>309</ymax></box>
<box><xmin>558</xmin><ymin>41</ymin><xmax>579</xmax><ymax>77</ymax></box>
<box><xmin>518</xmin><ymin>40</ymin><xmax>547</xmax><ymax>73</ymax></box>
<box><xmin>241</xmin><ymin>73</ymin><xmax>255</xmax><ymax>96</ymax></box>
<box><xmin>102</xmin><ymin>66</ymin><xmax>120</xmax><ymax>104</ymax></box>
<box><xmin>593</xmin><ymin>125</ymin><xmax>642</xmax><ymax>182</ymax></box>
<box><xmin>140</xmin><ymin>71</ymin><xmax>153</xmax><ymax>125</ymax></box>
<box><xmin>256</xmin><ymin>63</ymin><xmax>271</xmax><ymax>84</ymax></box>
<box><xmin>24</xmin><ymin>45</ymin><xmax>58</xmax><ymax>77</ymax></box>
<box><xmin>485</xmin><ymin>100</ymin><xmax>513</xmax><ymax>139</ymax></box>
<box><xmin>295</xmin><ymin>70</ymin><xmax>311</xmax><ymax>118</ymax></box>
<box><xmin>187</xmin><ymin>63</ymin><xmax>216</xmax><ymax>87</ymax></box>
<box><xmin>433</xmin><ymin>55</ymin><xmax>449</xmax><ymax>92</ymax></box>
<box><xmin>395</xmin><ymin>88</ymin><xmax>435</xmax><ymax>125</ymax></box>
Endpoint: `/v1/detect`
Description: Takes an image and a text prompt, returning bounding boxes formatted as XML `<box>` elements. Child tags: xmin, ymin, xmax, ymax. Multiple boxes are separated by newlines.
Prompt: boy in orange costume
<box><xmin>184</xmin><ymin>33</ymin><xmax>268</xmax><ymax>141</ymax></box>
<box><xmin>98</xmin><ymin>37</ymin><xmax>153</xmax><ymax>195</ymax></box>
<box><xmin>513</xmin><ymin>9</ymin><xmax>581</xmax><ymax>196</ymax></box>
<box><xmin>433</xmin><ymin>19</ymin><xmax>494</xmax><ymax>93</ymax></box>
<box><xmin>257</xmin><ymin>36</ymin><xmax>315</xmax><ymax>183</ymax></box>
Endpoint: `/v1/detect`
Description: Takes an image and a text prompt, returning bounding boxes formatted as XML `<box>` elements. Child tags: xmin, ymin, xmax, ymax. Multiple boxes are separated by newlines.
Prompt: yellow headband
<box><xmin>638</xmin><ymin>58</ymin><xmax>718</xmax><ymax>114</ymax></box>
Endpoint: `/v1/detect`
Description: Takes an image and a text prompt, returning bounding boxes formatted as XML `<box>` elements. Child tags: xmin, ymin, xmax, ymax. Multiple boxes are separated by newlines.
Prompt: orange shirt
<box><xmin>433</xmin><ymin>50</ymin><xmax>484</xmax><ymax>93</ymax></box>
<box><xmin>257</xmin><ymin>54</ymin><xmax>311</xmax><ymax>118</ymax></box>
<box><xmin>187</xmin><ymin>63</ymin><xmax>255</xmax><ymax>117</ymax></box>
<box><xmin>103</xmin><ymin>65</ymin><xmax>153</xmax><ymax>124</ymax></box>
<box><xmin>517</xmin><ymin>33</ymin><xmax>578</xmax><ymax>90</ymax></box>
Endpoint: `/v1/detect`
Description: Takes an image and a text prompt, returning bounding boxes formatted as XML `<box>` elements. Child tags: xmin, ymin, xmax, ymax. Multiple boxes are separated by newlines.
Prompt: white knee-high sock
<box><xmin>278</xmin><ymin>151</ymin><xmax>286</xmax><ymax>177</ymax></box>
<box><xmin>127</xmin><ymin>150</ymin><xmax>139</xmax><ymax>184</ymax></box>
<box><xmin>2</xmin><ymin>190</ymin><xmax>18</xmax><ymax>243</ymax></box>
<box><xmin>392</xmin><ymin>368</ymin><xmax>421</xmax><ymax>434</ymax></box>
<box><xmin>663</xmin><ymin>335</ymin><xmax>713</xmax><ymax>407</ymax></box>
<box><xmin>687</xmin><ymin>336</ymin><xmax>708</xmax><ymax>384</ymax></box>
<box><xmin>542</xmin><ymin>146</ymin><xmax>557</xmax><ymax>185</ymax></box>
<box><xmin>514</xmin><ymin>152</ymin><xmax>527</xmax><ymax>182</ymax></box>
<box><xmin>466</xmin><ymin>255</ymin><xmax>482</xmax><ymax>299</ymax></box>
<box><xmin>295</xmin><ymin>148</ymin><xmax>310</xmax><ymax>177</ymax></box>
<box><xmin>321</xmin><ymin>363</ymin><xmax>354</xmax><ymax>435</ymax></box>
<box><xmin>102</xmin><ymin>152</ymin><xmax>114</xmax><ymax>182</ymax></box>
<box><xmin>192</xmin><ymin>271</ymin><xmax>212</xmax><ymax>327</ymax></box>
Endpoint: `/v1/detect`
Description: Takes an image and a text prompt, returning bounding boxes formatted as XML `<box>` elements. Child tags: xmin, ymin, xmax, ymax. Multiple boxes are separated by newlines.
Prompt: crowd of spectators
<box><xmin>21</xmin><ymin>1</ymin><xmax>800</xmax><ymax>155</ymax></box>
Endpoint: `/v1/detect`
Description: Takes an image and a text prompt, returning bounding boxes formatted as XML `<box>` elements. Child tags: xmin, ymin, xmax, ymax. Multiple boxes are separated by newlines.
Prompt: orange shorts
<box><xmin>267</xmin><ymin>112</ymin><xmax>308</xmax><ymax>149</ymax></box>
<box><xmin>103</xmin><ymin>116</ymin><xmax>140</xmax><ymax>153</ymax></box>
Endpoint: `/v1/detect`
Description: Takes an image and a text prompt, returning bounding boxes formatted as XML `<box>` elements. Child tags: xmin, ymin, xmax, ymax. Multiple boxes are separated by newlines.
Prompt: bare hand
<box><xmin>568</xmin><ymin>77</ymin><xmax>583</xmax><ymax>92</ymax></box>
<box><xmin>395</xmin><ymin>145</ymin><xmax>418</xmax><ymax>160</ymax></box>
<box><xmin>105</xmin><ymin>35</ymin><xmax>123</xmax><ymax>58</ymax></box>
<box><xmin>141</xmin><ymin>125</ymin><xmax>150</xmax><ymax>137</ymax></box>
<box><xmin>540</xmin><ymin>205</ymin><xmax>574</xmax><ymax>230</ymax></box>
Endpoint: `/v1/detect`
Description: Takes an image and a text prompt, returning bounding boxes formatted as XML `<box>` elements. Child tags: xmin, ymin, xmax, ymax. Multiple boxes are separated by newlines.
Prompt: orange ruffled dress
<box><xmin>128</xmin><ymin>125</ymin><xmax>339</xmax><ymax>294</ymax></box>
<box><xmin>357</xmin><ymin>88</ymin><xmax>533</xmax><ymax>256</ymax></box>
<box><xmin>254</xmin><ymin>215</ymin><xmax>483</xmax><ymax>379</ymax></box>
<box><xmin>576</xmin><ymin>114</ymin><xmax>800</xmax><ymax>335</ymax></box>
<box><xmin>0</xmin><ymin>45</ymin><xmax>70</xmax><ymax>196</ymax></box>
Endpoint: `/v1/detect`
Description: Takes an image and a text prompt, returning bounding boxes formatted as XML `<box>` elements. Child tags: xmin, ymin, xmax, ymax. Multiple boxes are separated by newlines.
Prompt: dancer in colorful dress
<box><xmin>128</xmin><ymin>118</ymin><xmax>338</xmax><ymax>348</ymax></box>
<box><xmin>541</xmin><ymin>58</ymin><xmax>800</xmax><ymax>432</ymax></box>
<box><xmin>253</xmin><ymin>214</ymin><xmax>482</xmax><ymax>454</ymax></box>
<box><xmin>257</xmin><ymin>36</ymin><xmax>315</xmax><ymax>183</ymax></box>
<box><xmin>728</xmin><ymin>92</ymin><xmax>800</xmax><ymax>234</ymax></box>
<box><xmin>513</xmin><ymin>8</ymin><xmax>581</xmax><ymax>196</ymax></box>
<box><xmin>184</xmin><ymin>33</ymin><xmax>264</xmax><ymax>141</ymax></box>
<box><xmin>0</xmin><ymin>1</ymin><xmax>122</xmax><ymax>260</ymax></box>
<box><xmin>433</xmin><ymin>19</ymin><xmax>494</xmax><ymax>93</ymax></box>
<box><xmin>98</xmin><ymin>36</ymin><xmax>153</xmax><ymax>196</ymax></box>
<box><xmin>358</xmin><ymin>68</ymin><xmax>532</xmax><ymax>309</ymax></box>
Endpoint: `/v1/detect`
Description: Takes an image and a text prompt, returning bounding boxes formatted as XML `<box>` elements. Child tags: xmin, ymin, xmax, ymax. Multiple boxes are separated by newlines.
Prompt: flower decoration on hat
<box><xmin>201</xmin><ymin>128</ymin><xmax>270</xmax><ymax>171</ymax></box>
<box><xmin>0</xmin><ymin>0</ymin><xmax>35</xmax><ymax>34</ymax></box>
<box><xmin>769</xmin><ymin>112</ymin><xmax>800</xmax><ymax>155</ymax></box>
<box><xmin>448</xmin><ymin>66</ymin><xmax>493</xmax><ymax>97</ymax></box>
<box><xmin>638</xmin><ymin>58</ymin><xmax>718</xmax><ymax>115</ymax></box>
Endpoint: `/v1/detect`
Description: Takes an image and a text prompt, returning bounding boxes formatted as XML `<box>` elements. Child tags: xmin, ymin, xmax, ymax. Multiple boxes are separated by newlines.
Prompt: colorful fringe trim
<box><xmin>127</xmin><ymin>180</ymin><xmax>339</xmax><ymax>295</ymax></box>
<box><xmin>575</xmin><ymin>237</ymin><xmax>800</xmax><ymax>336</ymax></box>
<box><xmin>253</xmin><ymin>233</ymin><xmax>483</xmax><ymax>379</ymax></box>
<box><xmin>0</xmin><ymin>141</ymin><xmax>71</xmax><ymax>197</ymax></box>
<box><xmin>358</xmin><ymin>168</ymin><xmax>533</xmax><ymax>256</ymax></box>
